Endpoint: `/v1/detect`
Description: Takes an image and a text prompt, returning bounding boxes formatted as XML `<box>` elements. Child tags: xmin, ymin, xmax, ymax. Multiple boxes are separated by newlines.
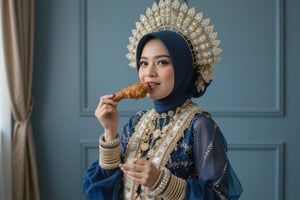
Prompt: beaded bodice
<box><xmin>122</xmin><ymin>100</ymin><xmax>203</xmax><ymax>200</ymax></box>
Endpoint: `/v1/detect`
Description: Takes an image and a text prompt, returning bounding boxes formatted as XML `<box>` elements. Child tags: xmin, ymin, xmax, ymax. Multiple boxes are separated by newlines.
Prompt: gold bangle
<box><xmin>99</xmin><ymin>159</ymin><xmax>120</xmax><ymax>170</ymax></box>
<box><xmin>160</xmin><ymin>175</ymin><xmax>186</xmax><ymax>200</ymax></box>
<box><xmin>99</xmin><ymin>154</ymin><xmax>120</xmax><ymax>162</ymax></box>
<box><xmin>99</xmin><ymin>147</ymin><xmax>120</xmax><ymax>159</ymax></box>
<box><xmin>179</xmin><ymin>183</ymin><xmax>187</xmax><ymax>200</ymax></box>
<box><xmin>151</xmin><ymin>168</ymin><xmax>164</xmax><ymax>190</ymax></box>
<box><xmin>147</xmin><ymin>167</ymin><xmax>171</xmax><ymax>198</ymax></box>
<box><xmin>99</xmin><ymin>134</ymin><xmax>120</xmax><ymax>148</ymax></box>
<box><xmin>99</xmin><ymin>156</ymin><xmax>120</xmax><ymax>164</ymax></box>
<box><xmin>99</xmin><ymin>144</ymin><xmax>120</xmax><ymax>154</ymax></box>
<box><xmin>162</xmin><ymin>175</ymin><xmax>177</xmax><ymax>199</ymax></box>
<box><xmin>98</xmin><ymin>142</ymin><xmax>121</xmax><ymax>169</ymax></box>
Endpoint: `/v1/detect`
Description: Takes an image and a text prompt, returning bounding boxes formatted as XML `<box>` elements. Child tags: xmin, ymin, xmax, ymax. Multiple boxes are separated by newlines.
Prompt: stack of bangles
<box><xmin>147</xmin><ymin>167</ymin><xmax>187</xmax><ymax>200</ymax></box>
<box><xmin>99</xmin><ymin>134</ymin><xmax>187</xmax><ymax>199</ymax></box>
<box><xmin>98</xmin><ymin>134</ymin><xmax>121</xmax><ymax>169</ymax></box>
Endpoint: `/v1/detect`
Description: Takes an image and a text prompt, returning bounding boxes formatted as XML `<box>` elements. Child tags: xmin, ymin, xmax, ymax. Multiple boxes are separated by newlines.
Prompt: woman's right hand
<box><xmin>95</xmin><ymin>94</ymin><xmax>119</xmax><ymax>141</ymax></box>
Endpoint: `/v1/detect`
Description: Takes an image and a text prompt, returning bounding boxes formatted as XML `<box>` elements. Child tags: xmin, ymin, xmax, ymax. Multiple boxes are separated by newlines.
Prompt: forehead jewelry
<box><xmin>126</xmin><ymin>0</ymin><xmax>222</xmax><ymax>86</ymax></box>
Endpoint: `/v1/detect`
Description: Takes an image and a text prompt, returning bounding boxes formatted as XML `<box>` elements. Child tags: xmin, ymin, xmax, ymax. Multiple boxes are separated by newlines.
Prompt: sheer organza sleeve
<box><xmin>187</xmin><ymin>113</ymin><xmax>243</xmax><ymax>199</ymax></box>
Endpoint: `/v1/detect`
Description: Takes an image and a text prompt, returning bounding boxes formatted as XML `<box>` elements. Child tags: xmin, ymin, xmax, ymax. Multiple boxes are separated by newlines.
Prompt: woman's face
<box><xmin>138</xmin><ymin>39</ymin><xmax>174</xmax><ymax>100</ymax></box>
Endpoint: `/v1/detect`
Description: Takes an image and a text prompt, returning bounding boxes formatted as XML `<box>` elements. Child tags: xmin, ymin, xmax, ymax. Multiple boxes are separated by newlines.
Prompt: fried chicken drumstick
<box><xmin>112</xmin><ymin>82</ymin><xmax>150</xmax><ymax>102</ymax></box>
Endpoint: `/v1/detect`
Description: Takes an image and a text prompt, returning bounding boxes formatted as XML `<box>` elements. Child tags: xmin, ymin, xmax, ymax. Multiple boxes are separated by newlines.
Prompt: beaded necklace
<box><xmin>124</xmin><ymin>100</ymin><xmax>195</xmax><ymax>200</ymax></box>
<box><xmin>137</xmin><ymin>99</ymin><xmax>192</xmax><ymax>160</ymax></box>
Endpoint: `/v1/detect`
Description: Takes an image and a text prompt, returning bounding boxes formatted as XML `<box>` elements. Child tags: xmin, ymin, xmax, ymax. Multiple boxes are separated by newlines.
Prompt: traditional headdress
<box><xmin>126</xmin><ymin>0</ymin><xmax>222</xmax><ymax>94</ymax></box>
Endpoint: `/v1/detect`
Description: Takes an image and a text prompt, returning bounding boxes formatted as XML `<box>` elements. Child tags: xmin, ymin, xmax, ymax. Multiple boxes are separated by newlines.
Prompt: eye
<box><xmin>157</xmin><ymin>59</ymin><xmax>170</xmax><ymax>66</ymax></box>
<box><xmin>139</xmin><ymin>60</ymin><xmax>148</xmax><ymax>67</ymax></box>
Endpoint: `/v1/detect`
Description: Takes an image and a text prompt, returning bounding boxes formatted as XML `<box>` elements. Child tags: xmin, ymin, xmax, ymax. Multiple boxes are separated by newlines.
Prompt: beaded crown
<box><xmin>126</xmin><ymin>0</ymin><xmax>222</xmax><ymax>91</ymax></box>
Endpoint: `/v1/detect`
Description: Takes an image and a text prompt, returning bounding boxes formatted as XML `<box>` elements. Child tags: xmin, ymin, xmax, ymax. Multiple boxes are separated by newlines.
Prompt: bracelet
<box><xmin>160</xmin><ymin>175</ymin><xmax>187</xmax><ymax>200</ymax></box>
<box><xmin>147</xmin><ymin>167</ymin><xmax>171</xmax><ymax>198</ymax></box>
<box><xmin>99</xmin><ymin>134</ymin><xmax>120</xmax><ymax>148</ymax></box>
<box><xmin>151</xmin><ymin>168</ymin><xmax>164</xmax><ymax>190</ymax></box>
<box><xmin>99</xmin><ymin>139</ymin><xmax>121</xmax><ymax>170</ymax></box>
<box><xmin>99</xmin><ymin>152</ymin><xmax>120</xmax><ymax>163</ymax></box>
<box><xmin>99</xmin><ymin>160</ymin><xmax>120</xmax><ymax>170</ymax></box>
<box><xmin>99</xmin><ymin>144</ymin><xmax>120</xmax><ymax>154</ymax></box>
<box><xmin>178</xmin><ymin>186</ymin><xmax>187</xmax><ymax>200</ymax></box>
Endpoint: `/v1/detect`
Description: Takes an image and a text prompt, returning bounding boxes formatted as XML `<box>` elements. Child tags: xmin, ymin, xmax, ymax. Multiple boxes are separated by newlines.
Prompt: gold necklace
<box><xmin>138</xmin><ymin>99</ymin><xmax>192</xmax><ymax>160</ymax></box>
<box><xmin>124</xmin><ymin>99</ymin><xmax>200</xmax><ymax>200</ymax></box>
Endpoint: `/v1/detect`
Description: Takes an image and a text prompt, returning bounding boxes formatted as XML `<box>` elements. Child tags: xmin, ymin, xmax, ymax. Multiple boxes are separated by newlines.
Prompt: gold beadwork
<box><xmin>137</xmin><ymin>100</ymin><xmax>192</xmax><ymax>160</ymax></box>
<box><xmin>126</xmin><ymin>0</ymin><xmax>222</xmax><ymax>90</ymax></box>
<box><xmin>123</xmin><ymin>101</ymin><xmax>204</xmax><ymax>200</ymax></box>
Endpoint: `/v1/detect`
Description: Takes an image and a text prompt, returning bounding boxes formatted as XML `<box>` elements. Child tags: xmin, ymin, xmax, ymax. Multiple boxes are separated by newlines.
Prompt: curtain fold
<box><xmin>1</xmin><ymin>0</ymin><xmax>40</xmax><ymax>200</ymax></box>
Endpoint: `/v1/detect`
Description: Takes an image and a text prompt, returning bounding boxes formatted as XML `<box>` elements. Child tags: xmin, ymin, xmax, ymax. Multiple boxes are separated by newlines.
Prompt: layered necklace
<box><xmin>137</xmin><ymin>99</ymin><xmax>192</xmax><ymax>160</ymax></box>
<box><xmin>124</xmin><ymin>99</ymin><xmax>195</xmax><ymax>200</ymax></box>
<box><xmin>139</xmin><ymin>109</ymin><xmax>174</xmax><ymax>160</ymax></box>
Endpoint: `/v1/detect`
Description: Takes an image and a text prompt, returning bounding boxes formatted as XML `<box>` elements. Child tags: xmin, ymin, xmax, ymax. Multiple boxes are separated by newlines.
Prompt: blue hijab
<box><xmin>136</xmin><ymin>30</ymin><xmax>207</xmax><ymax>113</ymax></box>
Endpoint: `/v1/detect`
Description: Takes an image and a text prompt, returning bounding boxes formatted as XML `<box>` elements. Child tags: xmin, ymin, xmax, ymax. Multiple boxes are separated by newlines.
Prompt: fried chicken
<box><xmin>112</xmin><ymin>82</ymin><xmax>150</xmax><ymax>102</ymax></box>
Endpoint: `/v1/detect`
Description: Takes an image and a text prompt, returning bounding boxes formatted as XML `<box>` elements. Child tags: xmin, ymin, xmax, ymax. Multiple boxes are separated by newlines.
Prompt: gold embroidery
<box><xmin>123</xmin><ymin>100</ymin><xmax>203</xmax><ymax>200</ymax></box>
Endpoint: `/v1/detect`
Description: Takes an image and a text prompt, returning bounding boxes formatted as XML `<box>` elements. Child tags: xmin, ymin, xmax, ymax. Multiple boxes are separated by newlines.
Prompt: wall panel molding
<box><xmin>80</xmin><ymin>141</ymin><xmax>284</xmax><ymax>200</ymax></box>
<box><xmin>228</xmin><ymin>142</ymin><xmax>284</xmax><ymax>200</ymax></box>
<box><xmin>79</xmin><ymin>0</ymin><xmax>285</xmax><ymax>117</ymax></box>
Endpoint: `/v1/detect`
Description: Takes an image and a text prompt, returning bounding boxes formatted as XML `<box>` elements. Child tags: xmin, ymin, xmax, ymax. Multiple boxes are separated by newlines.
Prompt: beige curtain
<box><xmin>1</xmin><ymin>0</ymin><xmax>40</xmax><ymax>200</ymax></box>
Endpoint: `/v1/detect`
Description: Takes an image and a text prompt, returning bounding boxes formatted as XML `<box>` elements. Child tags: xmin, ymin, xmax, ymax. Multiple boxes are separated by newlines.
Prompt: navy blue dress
<box><xmin>83</xmin><ymin>105</ymin><xmax>242</xmax><ymax>200</ymax></box>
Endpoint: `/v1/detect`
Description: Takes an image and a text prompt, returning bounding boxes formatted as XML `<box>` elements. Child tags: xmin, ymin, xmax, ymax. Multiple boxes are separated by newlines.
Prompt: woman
<box><xmin>83</xmin><ymin>1</ymin><xmax>242</xmax><ymax>199</ymax></box>
<box><xmin>82</xmin><ymin>30</ymin><xmax>242</xmax><ymax>199</ymax></box>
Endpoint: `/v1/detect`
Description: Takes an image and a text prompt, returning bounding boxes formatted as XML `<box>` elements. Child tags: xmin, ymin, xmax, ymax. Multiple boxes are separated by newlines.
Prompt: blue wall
<box><xmin>32</xmin><ymin>0</ymin><xmax>300</xmax><ymax>199</ymax></box>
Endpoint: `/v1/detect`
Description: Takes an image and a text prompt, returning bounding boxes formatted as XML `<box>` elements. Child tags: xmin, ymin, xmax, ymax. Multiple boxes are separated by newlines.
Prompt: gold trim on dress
<box><xmin>123</xmin><ymin>100</ymin><xmax>203</xmax><ymax>200</ymax></box>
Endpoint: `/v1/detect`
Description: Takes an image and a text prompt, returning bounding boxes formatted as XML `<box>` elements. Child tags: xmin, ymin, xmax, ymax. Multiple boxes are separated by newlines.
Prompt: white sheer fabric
<box><xmin>0</xmin><ymin>77</ymin><xmax>11</xmax><ymax>200</ymax></box>
<box><xmin>0</xmin><ymin>9</ymin><xmax>12</xmax><ymax>200</ymax></box>
<box><xmin>0</xmin><ymin>130</ymin><xmax>6</xmax><ymax>200</ymax></box>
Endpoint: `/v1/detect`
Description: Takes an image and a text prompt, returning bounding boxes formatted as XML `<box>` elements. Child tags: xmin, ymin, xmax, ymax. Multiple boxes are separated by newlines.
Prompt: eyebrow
<box><xmin>140</xmin><ymin>55</ymin><xmax>171</xmax><ymax>60</ymax></box>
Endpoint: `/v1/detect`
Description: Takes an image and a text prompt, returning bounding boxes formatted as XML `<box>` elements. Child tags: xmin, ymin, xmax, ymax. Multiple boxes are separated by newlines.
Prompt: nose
<box><xmin>145</xmin><ymin>64</ymin><xmax>156</xmax><ymax>77</ymax></box>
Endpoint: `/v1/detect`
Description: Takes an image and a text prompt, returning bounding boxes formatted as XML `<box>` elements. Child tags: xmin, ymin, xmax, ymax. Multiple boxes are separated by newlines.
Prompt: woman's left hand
<box><xmin>119</xmin><ymin>158</ymin><xmax>160</xmax><ymax>188</ymax></box>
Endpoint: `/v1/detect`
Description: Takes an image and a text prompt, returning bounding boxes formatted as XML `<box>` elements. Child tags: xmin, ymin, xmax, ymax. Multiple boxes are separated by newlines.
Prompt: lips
<box><xmin>147</xmin><ymin>81</ymin><xmax>160</xmax><ymax>89</ymax></box>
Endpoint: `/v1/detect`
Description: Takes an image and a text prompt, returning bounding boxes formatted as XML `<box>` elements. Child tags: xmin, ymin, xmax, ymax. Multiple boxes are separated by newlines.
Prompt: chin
<box><xmin>147</xmin><ymin>93</ymin><xmax>159</xmax><ymax>100</ymax></box>
<box><xmin>148</xmin><ymin>93</ymin><xmax>169</xmax><ymax>100</ymax></box>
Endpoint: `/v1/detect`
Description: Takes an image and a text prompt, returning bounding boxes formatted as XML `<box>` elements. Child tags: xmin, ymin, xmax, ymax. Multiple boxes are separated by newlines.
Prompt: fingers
<box><xmin>95</xmin><ymin>95</ymin><xmax>117</xmax><ymax>116</ymax></box>
<box><xmin>119</xmin><ymin>163</ymin><xmax>144</xmax><ymax>183</ymax></box>
<box><xmin>94</xmin><ymin>94</ymin><xmax>119</xmax><ymax>133</ymax></box>
<box><xmin>96</xmin><ymin>94</ymin><xmax>116</xmax><ymax>110</ymax></box>
<box><xmin>119</xmin><ymin>158</ymin><xmax>160</xmax><ymax>187</ymax></box>
<box><xmin>119</xmin><ymin>162</ymin><xmax>141</xmax><ymax>173</ymax></box>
